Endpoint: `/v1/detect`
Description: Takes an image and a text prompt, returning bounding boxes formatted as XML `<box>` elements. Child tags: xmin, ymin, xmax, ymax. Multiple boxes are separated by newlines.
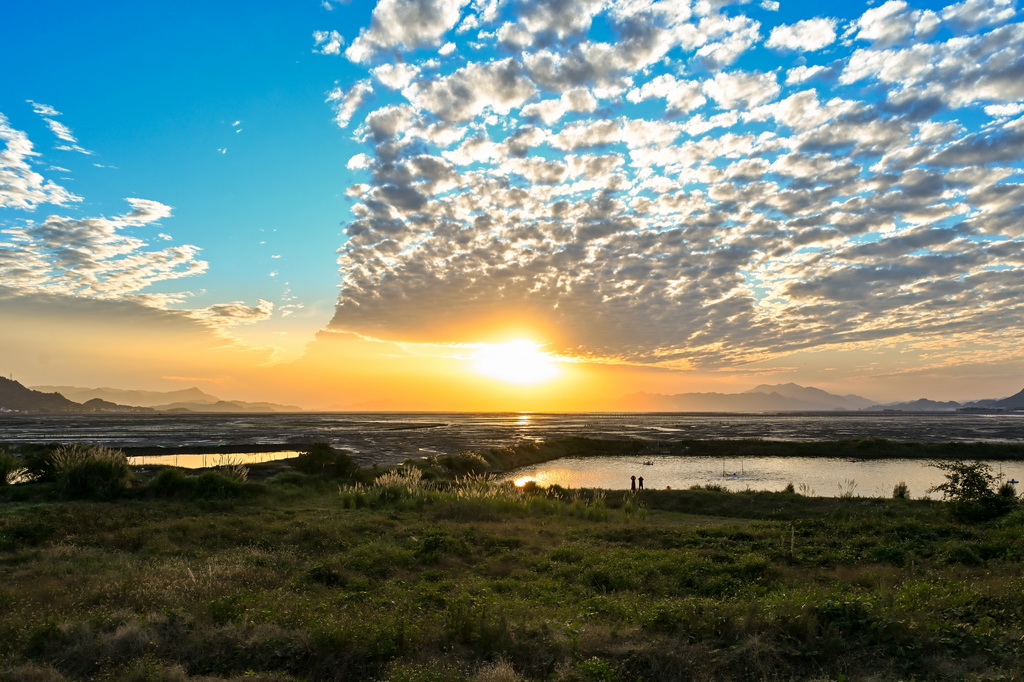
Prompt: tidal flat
<box><xmin>1</xmin><ymin>439</ymin><xmax>1023</xmax><ymax>681</ymax></box>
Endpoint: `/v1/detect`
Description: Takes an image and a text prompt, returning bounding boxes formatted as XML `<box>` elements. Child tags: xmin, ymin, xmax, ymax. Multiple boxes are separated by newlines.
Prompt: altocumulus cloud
<box><xmin>324</xmin><ymin>0</ymin><xmax>1024</xmax><ymax>370</ymax></box>
<box><xmin>0</xmin><ymin>115</ymin><xmax>272</xmax><ymax>328</ymax></box>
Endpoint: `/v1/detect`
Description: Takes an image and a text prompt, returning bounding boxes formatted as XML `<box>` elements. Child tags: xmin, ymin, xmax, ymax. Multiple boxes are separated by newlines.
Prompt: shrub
<box><xmin>997</xmin><ymin>481</ymin><xmax>1018</xmax><ymax>499</ymax></box>
<box><xmin>147</xmin><ymin>468</ymin><xmax>196</xmax><ymax>497</ymax></box>
<box><xmin>0</xmin><ymin>449</ymin><xmax>25</xmax><ymax>485</ymax></box>
<box><xmin>893</xmin><ymin>481</ymin><xmax>910</xmax><ymax>499</ymax></box>
<box><xmin>930</xmin><ymin>460</ymin><xmax>1017</xmax><ymax>522</ymax></box>
<box><xmin>147</xmin><ymin>467</ymin><xmax>253</xmax><ymax>499</ymax></box>
<box><xmin>293</xmin><ymin>443</ymin><xmax>359</xmax><ymax>479</ymax></box>
<box><xmin>194</xmin><ymin>471</ymin><xmax>248</xmax><ymax>498</ymax></box>
<box><xmin>45</xmin><ymin>444</ymin><xmax>134</xmax><ymax>499</ymax></box>
<box><xmin>436</xmin><ymin>452</ymin><xmax>490</xmax><ymax>476</ymax></box>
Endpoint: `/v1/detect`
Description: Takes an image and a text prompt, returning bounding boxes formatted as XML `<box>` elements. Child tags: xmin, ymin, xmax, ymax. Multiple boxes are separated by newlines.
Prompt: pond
<box><xmin>501</xmin><ymin>456</ymin><xmax>1024</xmax><ymax>498</ymax></box>
<box><xmin>129</xmin><ymin>450</ymin><xmax>301</xmax><ymax>469</ymax></box>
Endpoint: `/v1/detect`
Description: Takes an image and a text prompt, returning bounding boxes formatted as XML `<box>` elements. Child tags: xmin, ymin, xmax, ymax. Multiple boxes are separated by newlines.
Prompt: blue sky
<box><xmin>3</xmin><ymin>0</ymin><xmax>1024</xmax><ymax>407</ymax></box>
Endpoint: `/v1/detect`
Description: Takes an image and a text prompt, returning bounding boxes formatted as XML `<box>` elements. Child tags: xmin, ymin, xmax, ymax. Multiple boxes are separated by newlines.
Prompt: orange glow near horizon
<box><xmin>470</xmin><ymin>339</ymin><xmax>560</xmax><ymax>384</ymax></box>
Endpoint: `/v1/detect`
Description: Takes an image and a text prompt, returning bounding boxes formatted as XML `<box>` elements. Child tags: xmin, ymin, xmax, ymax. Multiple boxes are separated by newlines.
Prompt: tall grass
<box><xmin>337</xmin><ymin>466</ymin><xmax>612</xmax><ymax>520</ymax></box>
<box><xmin>34</xmin><ymin>444</ymin><xmax>135</xmax><ymax>499</ymax></box>
<box><xmin>0</xmin><ymin>449</ymin><xmax>25</xmax><ymax>485</ymax></box>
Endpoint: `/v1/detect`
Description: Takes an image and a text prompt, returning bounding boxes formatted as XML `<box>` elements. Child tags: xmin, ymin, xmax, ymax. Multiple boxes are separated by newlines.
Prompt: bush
<box><xmin>147</xmin><ymin>467</ymin><xmax>253</xmax><ymax>499</ymax></box>
<box><xmin>47</xmin><ymin>444</ymin><xmax>134</xmax><ymax>499</ymax></box>
<box><xmin>437</xmin><ymin>452</ymin><xmax>491</xmax><ymax>476</ymax></box>
<box><xmin>0</xmin><ymin>449</ymin><xmax>24</xmax><ymax>485</ymax></box>
<box><xmin>293</xmin><ymin>443</ymin><xmax>359</xmax><ymax>479</ymax></box>
<box><xmin>930</xmin><ymin>460</ymin><xmax>1018</xmax><ymax>522</ymax></box>
<box><xmin>892</xmin><ymin>481</ymin><xmax>910</xmax><ymax>499</ymax></box>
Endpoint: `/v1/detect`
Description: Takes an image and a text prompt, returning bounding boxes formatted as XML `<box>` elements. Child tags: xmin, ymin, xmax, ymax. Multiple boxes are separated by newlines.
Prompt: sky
<box><xmin>3</xmin><ymin>0</ymin><xmax>1024</xmax><ymax>410</ymax></box>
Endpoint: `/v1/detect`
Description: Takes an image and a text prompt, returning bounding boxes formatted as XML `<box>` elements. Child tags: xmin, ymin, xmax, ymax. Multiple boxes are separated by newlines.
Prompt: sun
<box><xmin>471</xmin><ymin>339</ymin><xmax>559</xmax><ymax>384</ymax></box>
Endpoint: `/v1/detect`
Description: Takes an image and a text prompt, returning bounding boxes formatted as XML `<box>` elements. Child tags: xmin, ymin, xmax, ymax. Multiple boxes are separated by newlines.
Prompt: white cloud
<box><xmin>405</xmin><ymin>58</ymin><xmax>536</xmax><ymax>123</ymax></box>
<box><xmin>313</xmin><ymin>29</ymin><xmax>345</xmax><ymax>55</ymax></box>
<box><xmin>985</xmin><ymin>102</ymin><xmax>1024</xmax><ymax>117</ymax></box>
<box><xmin>0</xmin><ymin>114</ymin><xmax>81</xmax><ymax>210</ymax></box>
<box><xmin>347</xmin><ymin>152</ymin><xmax>374</xmax><ymax>169</ymax></box>
<box><xmin>851</xmin><ymin>0</ymin><xmax>939</xmax><ymax>47</ymax></box>
<box><xmin>26</xmin><ymin>100</ymin><xmax>60</xmax><ymax>117</ymax></box>
<box><xmin>517</xmin><ymin>0</ymin><xmax>607</xmax><ymax>40</ymax></box>
<box><xmin>25</xmin><ymin>100</ymin><xmax>93</xmax><ymax>155</ymax></box>
<box><xmin>372</xmin><ymin>63</ymin><xmax>421</xmax><ymax>90</ymax></box>
<box><xmin>942</xmin><ymin>0</ymin><xmax>1017</xmax><ymax>32</ymax></box>
<box><xmin>520</xmin><ymin>87</ymin><xmax>598</xmax><ymax>124</ymax></box>
<box><xmin>766</xmin><ymin>18</ymin><xmax>838</xmax><ymax>52</ymax></box>
<box><xmin>0</xmin><ymin>198</ymin><xmax>211</xmax><ymax>300</ymax></box>
<box><xmin>703</xmin><ymin>70</ymin><xmax>781</xmax><ymax>110</ymax></box>
<box><xmin>627</xmin><ymin>74</ymin><xmax>706</xmax><ymax>114</ymax></box>
<box><xmin>191</xmin><ymin>299</ymin><xmax>274</xmax><ymax>325</ymax></box>
<box><xmin>327</xmin><ymin>79</ymin><xmax>374</xmax><ymax>128</ymax></box>
<box><xmin>346</xmin><ymin>0</ymin><xmax>471</xmax><ymax>62</ymax></box>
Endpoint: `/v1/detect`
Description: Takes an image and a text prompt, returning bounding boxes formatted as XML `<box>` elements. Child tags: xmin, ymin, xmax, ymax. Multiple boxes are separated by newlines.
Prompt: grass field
<box><xmin>1</xmin><ymin>441</ymin><xmax>1023</xmax><ymax>681</ymax></box>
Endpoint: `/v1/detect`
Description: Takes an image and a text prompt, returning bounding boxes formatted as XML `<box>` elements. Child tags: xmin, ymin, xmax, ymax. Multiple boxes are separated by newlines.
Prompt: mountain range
<box><xmin>2</xmin><ymin>377</ymin><xmax>1023</xmax><ymax>414</ymax></box>
<box><xmin>34</xmin><ymin>385</ymin><xmax>303</xmax><ymax>413</ymax></box>
<box><xmin>617</xmin><ymin>383</ymin><xmax>1024</xmax><ymax>413</ymax></box>
<box><xmin>0</xmin><ymin>380</ymin><xmax>303</xmax><ymax>413</ymax></box>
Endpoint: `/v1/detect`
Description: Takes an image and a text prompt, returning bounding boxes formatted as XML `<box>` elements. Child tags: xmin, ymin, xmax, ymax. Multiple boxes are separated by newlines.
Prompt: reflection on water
<box><xmin>129</xmin><ymin>451</ymin><xmax>301</xmax><ymax>469</ymax></box>
<box><xmin>502</xmin><ymin>455</ymin><xmax>1024</xmax><ymax>499</ymax></box>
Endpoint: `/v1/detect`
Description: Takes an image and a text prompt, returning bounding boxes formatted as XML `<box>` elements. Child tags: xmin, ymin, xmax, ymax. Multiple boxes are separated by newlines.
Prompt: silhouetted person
<box><xmin>630</xmin><ymin>475</ymin><xmax>636</xmax><ymax>491</ymax></box>
<box><xmin>638</xmin><ymin>476</ymin><xmax>644</xmax><ymax>490</ymax></box>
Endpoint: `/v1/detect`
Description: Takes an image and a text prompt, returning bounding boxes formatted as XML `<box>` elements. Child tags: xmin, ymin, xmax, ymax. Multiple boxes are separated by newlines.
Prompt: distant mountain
<box><xmin>876</xmin><ymin>398</ymin><xmax>962</xmax><ymax>412</ymax></box>
<box><xmin>32</xmin><ymin>384</ymin><xmax>303</xmax><ymax>413</ymax></box>
<box><xmin>746</xmin><ymin>383</ymin><xmax>877</xmax><ymax>410</ymax></box>
<box><xmin>991</xmin><ymin>387</ymin><xmax>1024</xmax><ymax>410</ymax></box>
<box><xmin>149</xmin><ymin>399</ymin><xmax>304</xmax><ymax>413</ymax></box>
<box><xmin>34</xmin><ymin>385</ymin><xmax>220</xmax><ymax>408</ymax></box>
<box><xmin>1</xmin><ymin>378</ymin><xmax>150</xmax><ymax>413</ymax></box>
<box><xmin>618</xmin><ymin>384</ymin><xmax>878</xmax><ymax>412</ymax></box>
<box><xmin>1</xmin><ymin>377</ymin><xmax>81</xmax><ymax>412</ymax></box>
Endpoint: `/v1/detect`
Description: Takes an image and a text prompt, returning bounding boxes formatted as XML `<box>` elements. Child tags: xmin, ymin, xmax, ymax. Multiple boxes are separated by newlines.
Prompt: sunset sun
<box><xmin>471</xmin><ymin>340</ymin><xmax>559</xmax><ymax>384</ymax></box>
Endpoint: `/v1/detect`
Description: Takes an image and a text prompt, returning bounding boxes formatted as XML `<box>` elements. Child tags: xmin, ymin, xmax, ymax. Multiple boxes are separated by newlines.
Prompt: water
<box><xmin>128</xmin><ymin>451</ymin><xmax>303</xmax><ymax>469</ymax></box>
<box><xmin>1</xmin><ymin>412</ymin><xmax>1022</xmax><ymax>466</ymax></box>
<box><xmin>501</xmin><ymin>455</ymin><xmax>1024</xmax><ymax>498</ymax></box>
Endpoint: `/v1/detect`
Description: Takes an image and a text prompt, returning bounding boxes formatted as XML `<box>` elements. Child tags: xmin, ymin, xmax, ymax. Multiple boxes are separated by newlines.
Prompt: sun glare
<box><xmin>472</xmin><ymin>339</ymin><xmax>559</xmax><ymax>384</ymax></box>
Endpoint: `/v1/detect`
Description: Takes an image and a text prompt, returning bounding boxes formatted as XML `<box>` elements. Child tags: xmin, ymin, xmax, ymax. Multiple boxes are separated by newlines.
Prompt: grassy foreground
<box><xmin>1</xmin><ymin>444</ymin><xmax>1024</xmax><ymax>680</ymax></box>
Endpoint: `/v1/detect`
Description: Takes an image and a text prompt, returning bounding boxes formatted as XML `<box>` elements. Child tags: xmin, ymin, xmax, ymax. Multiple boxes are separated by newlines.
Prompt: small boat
<box><xmin>642</xmin><ymin>460</ymin><xmax>654</xmax><ymax>466</ymax></box>
<box><xmin>1010</xmin><ymin>479</ymin><xmax>1019</xmax><ymax>484</ymax></box>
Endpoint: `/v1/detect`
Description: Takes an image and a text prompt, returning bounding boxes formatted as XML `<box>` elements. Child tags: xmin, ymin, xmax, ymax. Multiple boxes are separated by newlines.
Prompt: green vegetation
<box><xmin>929</xmin><ymin>460</ymin><xmax>1019</xmax><ymax>522</ymax></box>
<box><xmin>0</xmin><ymin>449</ymin><xmax>22</xmax><ymax>486</ymax></box>
<box><xmin>292</xmin><ymin>442</ymin><xmax>360</xmax><ymax>479</ymax></box>
<box><xmin>0</xmin><ymin>439</ymin><xmax>1022</xmax><ymax>680</ymax></box>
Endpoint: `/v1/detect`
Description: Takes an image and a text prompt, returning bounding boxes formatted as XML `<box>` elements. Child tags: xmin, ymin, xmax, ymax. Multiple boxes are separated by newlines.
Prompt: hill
<box><xmin>0</xmin><ymin>378</ymin><xmax>149</xmax><ymax>413</ymax></box>
<box><xmin>619</xmin><ymin>383</ymin><xmax>878</xmax><ymax>412</ymax></box>
<box><xmin>31</xmin><ymin>385</ymin><xmax>304</xmax><ymax>413</ymax></box>
<box><xmin>0</xmin><ymin>376</ymin><xmax>80</xmax><ymax>412</ymax></box>
<box><xmin>876</xmin><ymin>398</ymin><xmax>962</xmax><ymax>412</ymax></box>
<box><xmin>33</xmin><ymin>385</ymin><xmax>220</xmax><ymax>408</ymax></box>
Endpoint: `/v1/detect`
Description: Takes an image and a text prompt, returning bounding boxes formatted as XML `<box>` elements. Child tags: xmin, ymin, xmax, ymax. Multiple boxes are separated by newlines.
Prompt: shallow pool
<box><xmin>502</xmin><ymin>455</ymin><xmax>1024</xmax><ymax>498</ymax></box>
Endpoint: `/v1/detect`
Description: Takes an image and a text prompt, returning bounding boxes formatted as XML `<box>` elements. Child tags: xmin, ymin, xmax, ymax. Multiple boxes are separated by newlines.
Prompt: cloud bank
<box><xmin>323</xmin><ymin>0</ymin><xmax>1024</xmax><ymax>372</ymax></box>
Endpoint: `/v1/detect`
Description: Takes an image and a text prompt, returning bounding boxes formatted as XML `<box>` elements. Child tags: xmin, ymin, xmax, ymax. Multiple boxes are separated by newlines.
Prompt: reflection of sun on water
<box><xmin>512</xmin><ymin>470</ymin><xmax>566</xmax><ymax>487</ymax></box>
<box><xmin>472</xmin><ymin>340</ymin><xmax>558</xmax><ymax>384</ymax></box>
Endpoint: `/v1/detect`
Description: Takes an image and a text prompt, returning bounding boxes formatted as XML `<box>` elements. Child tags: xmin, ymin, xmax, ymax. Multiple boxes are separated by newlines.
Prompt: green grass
<box><xmin>0</xmin><ymin>438</ymin><xmax>1022</xmax><ymax>680</ymax></box>
<box><xmin>1</xmin><ymin>463</ymin><xmax>1023</xmax><ymax>681</ymax></box>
